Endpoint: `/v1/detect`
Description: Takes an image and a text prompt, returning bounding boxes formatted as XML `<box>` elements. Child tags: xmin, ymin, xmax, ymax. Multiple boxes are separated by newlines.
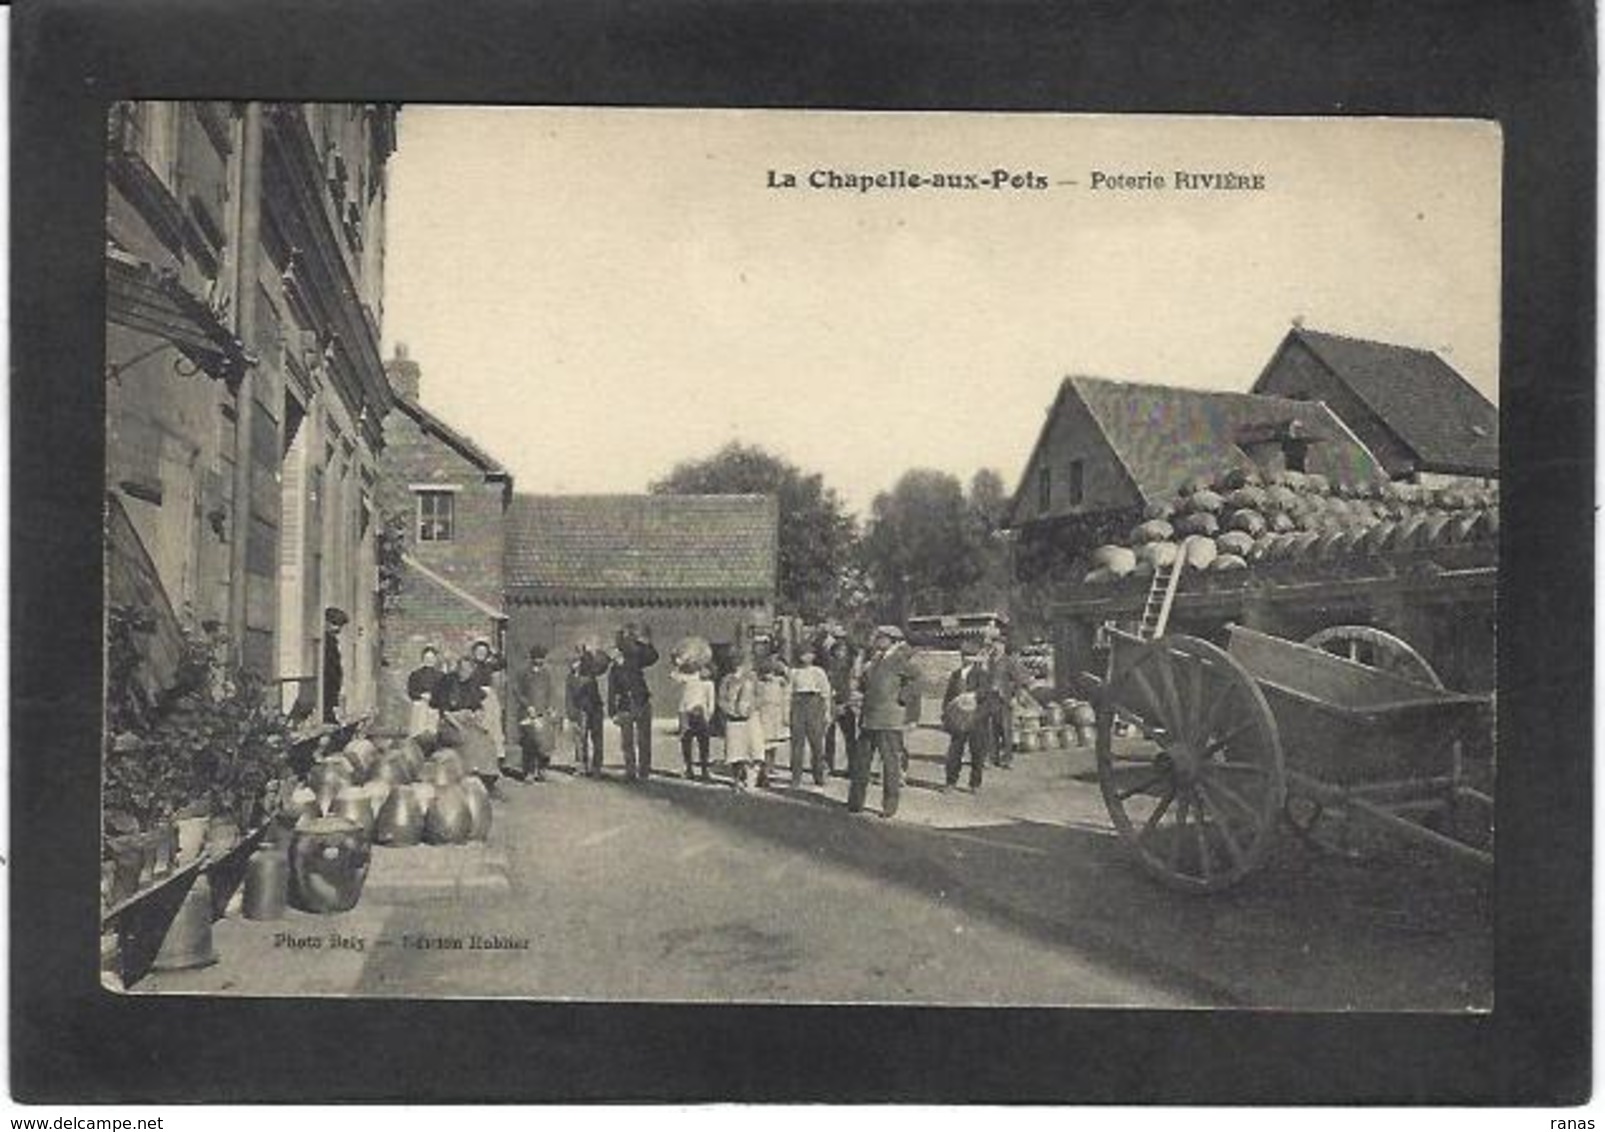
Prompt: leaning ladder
<box><xmin>1136</xmin><ymin>536</ymin><xmax>1192</xmax><ymax>641</ymax></box>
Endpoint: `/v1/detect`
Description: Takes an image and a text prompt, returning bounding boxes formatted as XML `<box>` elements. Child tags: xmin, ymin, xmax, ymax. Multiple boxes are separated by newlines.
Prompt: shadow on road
<box><xmin>631</xmin><ymin>776</ymin><xmax>1493</xmax><ymax>1011</ymax></box>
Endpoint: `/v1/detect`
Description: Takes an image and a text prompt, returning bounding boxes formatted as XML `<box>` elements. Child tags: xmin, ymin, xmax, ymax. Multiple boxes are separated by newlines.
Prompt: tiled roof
<box><xmin>505</xmin><ymin>494</ymin><xmax>779</xmax><ymax>598</ymax></box>
<box><xmin>1282</xmin><ymin>328</ymin><xmax>1499</xmax><ymax>475</ymax></box>
<box><xmin>1068</xmin><ymin>374</ymin><xmax>1388</xmax><ymax>501</ymax></box>
<box><xmin>393</xmin><ymin>396</ymin><xmax>510</xmax><ymax>477</ymax></box>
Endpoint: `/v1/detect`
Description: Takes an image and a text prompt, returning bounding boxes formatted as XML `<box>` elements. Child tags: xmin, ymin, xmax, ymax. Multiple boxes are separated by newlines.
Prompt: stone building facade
<box><xmin>105</xmin><ymin>101</ymin><xmax>398</xmax><ymax>718</ymax></box>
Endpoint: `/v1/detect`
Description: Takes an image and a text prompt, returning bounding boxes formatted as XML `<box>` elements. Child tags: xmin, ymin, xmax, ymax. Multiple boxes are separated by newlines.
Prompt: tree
<box><xmin>859</xmin><ymin>467</ymin><xmax>1019</xmax><ymax>624</ymax></box>
<box><xmin>860</xmin><ymin>470</ymin><xmax>982</xmax><ymax>622</ymax></box>
<box><xmin>650</xmin><ymin>442</ymin><xmax>858</xmax><ymax>620</ymax></box>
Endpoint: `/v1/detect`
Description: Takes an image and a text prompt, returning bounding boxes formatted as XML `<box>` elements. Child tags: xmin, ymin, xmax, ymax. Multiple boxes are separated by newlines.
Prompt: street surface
<box><xmin>138</xmin><ymin>725</ymin><xmax>1492</xmax><ymax>1010</ymax></box>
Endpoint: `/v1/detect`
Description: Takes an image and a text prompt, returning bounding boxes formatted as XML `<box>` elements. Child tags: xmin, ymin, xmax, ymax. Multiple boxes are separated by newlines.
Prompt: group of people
<box><xmin>400</xmin><ymin>620</ymin><xmax>1034</xmax><ymax>821</ymax></box>
<box><xmin>403</xmin><ymin>637</ymin><xmax>509</xmax><ymax>780</ymax></box>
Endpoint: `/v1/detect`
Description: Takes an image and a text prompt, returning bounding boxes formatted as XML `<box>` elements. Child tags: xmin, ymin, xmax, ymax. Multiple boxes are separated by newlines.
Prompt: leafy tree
<box><xmin>650</xmin><ymin>442</ymin><xmax>858</xmax><ymax>620</ymax></box>
<box><xmin>860</xmin><ymin>467</ymin><xmax>1021</xmax><ymax>624</ymax></box>
<box><xmin>861</xmin><ymin>470</ymin><xmax>982</xmax><ymax>622</ymax></box>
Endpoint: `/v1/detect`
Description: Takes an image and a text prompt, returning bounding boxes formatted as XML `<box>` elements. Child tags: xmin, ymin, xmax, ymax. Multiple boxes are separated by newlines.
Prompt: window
<box><xmin>1038</xmin><ymin>465</ymin><xmax>1052</xmax><ymax>511</ymax></box>
<box><xmin>1068</xmin><ymin>460</ymin><xmax>1085</xmax><ymax>506</ymax></box>
<box><xmin>416</xmin><ymin>490</ymin><xmax>455</xmax><ymax>542</ymax></box>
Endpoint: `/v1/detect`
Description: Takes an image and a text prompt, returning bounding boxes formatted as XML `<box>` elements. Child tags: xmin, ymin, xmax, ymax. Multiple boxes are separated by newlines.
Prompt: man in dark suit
<box><xmin>942</xmin><ymin>639</ymin><xmax>991</xmax><ymax>792</ymax></box>
<box><xmin>321</xmin><ymin>607</ymin><xmax>348</xmax><ymax>724</ymax></box>
<box><xmin>850</xmin><ymin>625</ymin><xmax>916</xmax><ymax>818</ymax></box>
<box><xmin>608</xmin><ymin>623</ymin><xmax>660</xmax><ymax>781</ymax></box>
<box><xmin>983</xmin><ymin>629</ymin><xmax>1030</xmax><ymax>768</ymax></box>
<box><xmin>512</xmin><ymin>645</ymin><xmax>559</xmax><ymax>782</ymax></box>
<box><xmin>566</xmin><ymin>642</ymin><xmax>610</xmax><ymax>777</ymax></box>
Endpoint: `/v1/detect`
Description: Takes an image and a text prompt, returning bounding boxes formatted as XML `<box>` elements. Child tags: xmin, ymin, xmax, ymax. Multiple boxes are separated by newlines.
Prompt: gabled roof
<box><xmin>1267</xmin><ymin>328</ymin><xmax>1499</xmax><ymax>475</ymax></box>
<box><xmin>391</xmin><ymin>395</ymin><xmax>510</xmax><ymax>479</ymax></box>
<box><xmin>1007</xmin><ymin>374</ymin><xmax>1388</xmax><ymax>524</ymax></box>
<box><xmin>505</xmin><ymin>494</ymin><xmax>779</xmax><ymax>600</ymax></box>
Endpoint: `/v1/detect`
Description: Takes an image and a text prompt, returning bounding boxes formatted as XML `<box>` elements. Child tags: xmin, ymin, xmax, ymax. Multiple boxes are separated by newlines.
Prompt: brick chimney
<box><xmin>386</xmin><ymin>342</ymin><xmax>421</xmax><ymax>402</ymax></box>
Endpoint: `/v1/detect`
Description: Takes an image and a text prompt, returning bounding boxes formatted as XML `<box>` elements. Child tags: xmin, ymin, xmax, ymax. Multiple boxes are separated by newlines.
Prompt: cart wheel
<box><xmin>1096</xmin><ymin>635</ymin><xmax>1286</xmax><ymax>893</ymax></box>
<box><xmin>1303</xmin><ymin>625</ymin><xmax>1443</xmax><ymax>688</ymax></box>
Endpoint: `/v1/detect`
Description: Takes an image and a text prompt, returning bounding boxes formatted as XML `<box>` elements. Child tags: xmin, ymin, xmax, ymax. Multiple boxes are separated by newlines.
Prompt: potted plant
<box><xmin>104</xmin><ymin>612</ymin><xmax>293</xmax><ymax>879</ymax></box>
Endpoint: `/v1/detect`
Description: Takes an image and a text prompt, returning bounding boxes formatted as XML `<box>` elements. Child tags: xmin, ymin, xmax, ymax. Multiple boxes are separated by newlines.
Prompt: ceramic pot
<box><xmin>375</xmin><ymin>785</ymin><xmax>426</xmax><ymax>847</ymax></box>
<box><xmin>308</xmin><ymin>759</ymin><xmax>353</xmax><ymax>796</ymax></box>
<box><xmin>427</xmin><ymin>758</ymin><xmax>464</xmax><ymax>788</ymax></box>
<box><xmin>174</xmin><ymin>815</ymin><xmax>211</xmax><ymax>865</ymax></box>
<box><xmin>153</xmin><ymin>876</ymin><xmax>218</xmax><ymax>971</ymax></box>
<box><xmin>331</xmin><ymin>787</ymin><xmax>376</xmax><ymax>838</ymax></box>
<box><xmin>243</xmin><ymin>843</ymin><xmax>290</xmax><ymax>921</ymax></box>
<box><xmin>375</xmin><ymin>755</ymin><xmax>412</xmax><ymax>788</ymax></box>
<box><xmin>108</xmin><ymin>835</ymin><xmax>145</xmax><ymax>903</ymax></box>
<box><xmin>150</xmin><ymin>823</ymin><xmax>176</xmax><ymax>877</ymax></box>
<box><xmin>289</xmin><ymin>817</ymin><xmax>370</xmax><ymax>913</ymax></box>
<box><xmin>205</xmin><ymin>816</ymin><xmax>241</xmax><ymax>857</ymax></box>
<box><xmin>462</xmin><ymin>777</ymin><xmax>492</xmax><ymax>842</ymax></box>
<box><xmin>425</xmin><ymin>784</ymin><xmax>473</xmax><ymax>845</ymax></box>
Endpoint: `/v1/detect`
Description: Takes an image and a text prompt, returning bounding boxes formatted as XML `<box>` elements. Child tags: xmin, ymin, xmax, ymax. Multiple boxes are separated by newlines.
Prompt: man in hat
<box><xmin>851</xmin><ymin>625</ymin><xmax>916</xmax><ymax>818</ymax></box>
<box><xmin>512</xmin><ymin>644</ymin><xmax>560</xmax><ymax>782</ymax></box>
<box><xmin>982</xmin><ymin>628</ymin><xmax>1030</xmax><ymax>768</ymax></box>
<box><xmin>321</xmin><ymin>607</ymin><xmax>349</xmax><ymax>724</ymax></box>
<box><xmin>942</xmin><ymin>638</ymin><xmax>991</xmax><ymax>792</ymax></box>
<box><xmin>607</xmin><ymin>622</ymin><xmax>660</xmax><ymax>781</ymax></box>
<box><xmin>566</xmin><ymin>640</ymin><xmax>611</xmax><ymax>776</ymax></box>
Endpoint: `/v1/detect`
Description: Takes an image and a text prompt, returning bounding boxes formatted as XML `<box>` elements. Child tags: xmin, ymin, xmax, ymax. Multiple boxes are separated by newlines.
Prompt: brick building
<box><xmin>1006</xmin><ymin>373</ymin><xmax>1387</xmax><ymax>581</ymax></box>
<box><xmin>504</xmin><ymin>494</ymin><xmax>779</xmax><ymax>717</ymax></box>
<box><xmin>374</xmin><ymin>346</ymin><xmax>513</xmax><ymax>735</ymax></box>
<box><xmin>1252</xmin><ymin>326</ymin><xmax>1499</xmax><ymax>483</ymax></box>
<box><xmin>105</xmin><ymin>101</ymin><xmax>399</xmax><ymax>717</ymax></box>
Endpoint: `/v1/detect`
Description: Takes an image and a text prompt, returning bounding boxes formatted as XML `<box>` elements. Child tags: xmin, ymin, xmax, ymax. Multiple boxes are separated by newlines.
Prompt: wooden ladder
<box><xmin>1137</xmin><ymin>536</ymin><xmax>1191</xmax><ymax>641</ymax></box>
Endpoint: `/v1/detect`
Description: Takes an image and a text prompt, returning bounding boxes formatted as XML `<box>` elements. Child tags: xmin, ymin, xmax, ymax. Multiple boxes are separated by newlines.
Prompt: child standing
<box><xmin>718</xmin><ymin>654</ymin><xmax>761</xmax><ymax>791</ymax></box>
<box><xmin>755</xmin><ymin>649</ymin><xmax>791</xmax><ymax>788</ymax></box>
<box><xmin>673</xmin><ymin>664</ymin><xmax>717</xmax><ymax>781</ymax></box>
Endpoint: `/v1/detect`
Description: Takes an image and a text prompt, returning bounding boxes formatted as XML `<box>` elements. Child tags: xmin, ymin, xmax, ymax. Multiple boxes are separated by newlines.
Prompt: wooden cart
<box><xmin>1092</xmin><ymin>622</ymin><xmax>1493</xmax><ymax>892</ymax></box>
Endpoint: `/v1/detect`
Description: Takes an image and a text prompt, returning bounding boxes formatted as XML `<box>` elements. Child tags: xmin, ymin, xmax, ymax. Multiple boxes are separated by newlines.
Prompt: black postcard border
<box><xmin>10</xmin><ymin>0</ymin><xmax>1595</xmax><ymax>1105</ymax></box>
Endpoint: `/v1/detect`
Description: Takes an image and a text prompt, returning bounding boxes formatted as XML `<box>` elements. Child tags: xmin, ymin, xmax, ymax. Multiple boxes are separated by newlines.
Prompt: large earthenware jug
<box><xmin>462</xmin><ymin>776</ymin><xmax>492</xmax><ymax>842</ymax></box>
<box><xmin>153</xmin><ymin>875</ymin><xmax>218</xmax><ymax>971</ymax></box>
<box><xmin>243</xmin><ymin>842</ymin><xmax>290</xmax><ymax>921</ymax></box>
<box><xmin>375</xmin><ymin>784</ymin><xmax>426</xmax><ymax>847</ymax></box>
<box><xmin>289</xmin><ymin>817</ymin><xmax>370</xmax><ymax>914</ymax></box>
<box><xmin>331</xmin><ymin>787</ymin><xmax>376</xmax><ymax>838</ymax></box>
<box><xmin>425</xmin><ymin>784</ymin><xmax>472</xmax><ymax>845</ymax></box>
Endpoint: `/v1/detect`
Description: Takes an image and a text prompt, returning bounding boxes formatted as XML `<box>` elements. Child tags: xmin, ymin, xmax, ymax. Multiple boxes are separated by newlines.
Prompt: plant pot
<box><xmin>153</xmin><ymin>876</ymin><xmax>218</xmax><ymax>971</ymax></box>
<box><xmin>205</xmin><ymin>816</ymin><xmax>241</xmax><ymax>857</ymax></box>
<box><xmin>462</xmin><ymin>777</ymin><xmax>492</xmax><ymax>842</ymax></box>
<box><xmin>174</xmin><ymin>815</ymin><xmax>211</xmax><ymax>866</ymax></box>
<box><xmin>149</xmin><ymin>824</ymin><xmax>176</xmax><ymax>878</ymax></box>
<box><xmin>243</xmin><ymin>843</ymin><xmax>290</xmax><ymax>921</ymax></box>
<box><xmin>108</xmin><ymin>835</ymin><xmax>145</xmax><ymax>904</ymax></box>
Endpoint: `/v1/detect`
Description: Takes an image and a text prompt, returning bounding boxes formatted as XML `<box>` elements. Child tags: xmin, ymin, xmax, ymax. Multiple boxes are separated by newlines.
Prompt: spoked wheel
<box><xmin>1303</xmin><ymin>625</ymin><xmax>1444</xmax><ymax>688</ymax></box>
<box><xmin>1096</xmin><ymin>635</ymin><xmax>1286</xmax><ymax>893</ymax></box>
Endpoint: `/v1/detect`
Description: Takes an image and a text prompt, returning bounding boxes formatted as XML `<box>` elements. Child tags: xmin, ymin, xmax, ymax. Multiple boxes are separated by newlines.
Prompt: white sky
<box><xmin>380</xmin><ymin>109</ymin><xmax>1500</xmax><ymax>516</ymax></box>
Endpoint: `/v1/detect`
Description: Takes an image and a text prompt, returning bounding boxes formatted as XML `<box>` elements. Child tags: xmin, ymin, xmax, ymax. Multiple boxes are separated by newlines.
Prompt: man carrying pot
<box><xmin>607</xmin><ymin>623</ymin><xmax>660</xmax><ymax>782</ymax></box>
